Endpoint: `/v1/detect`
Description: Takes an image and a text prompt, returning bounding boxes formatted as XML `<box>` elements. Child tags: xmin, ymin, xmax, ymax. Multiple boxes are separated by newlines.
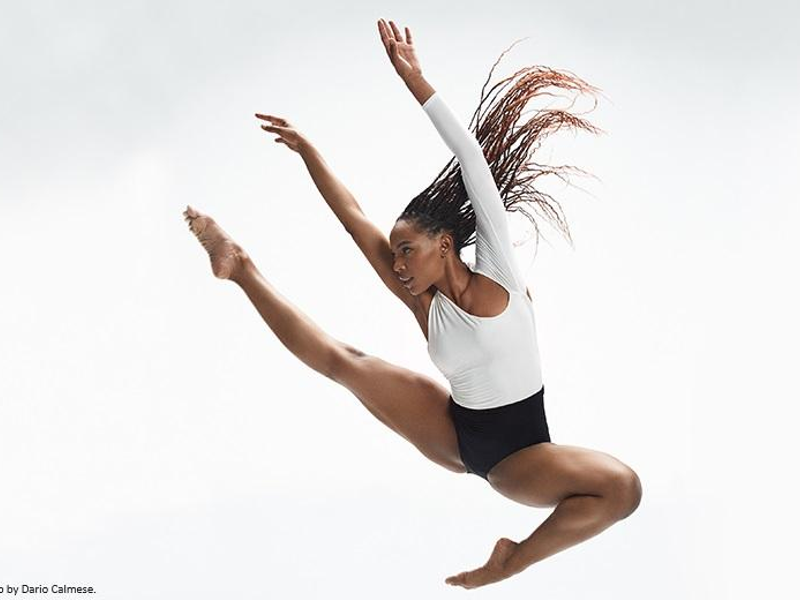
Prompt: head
<box><xmin>389</xmin><ymin>215</ymin><xmax>461</xmax><ymax>295</ymax></box>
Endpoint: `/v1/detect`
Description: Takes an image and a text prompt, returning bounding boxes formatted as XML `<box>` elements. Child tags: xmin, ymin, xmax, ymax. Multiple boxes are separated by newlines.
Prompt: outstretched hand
<box><xmin>254</xmin><ymin>113</ymin><xmax>308</xmax><ymax>154</ymax></box>
<box><xmin>377</xmin><ymin>18</ymin><xmax>422</xmax><ymax>80</ymax></box>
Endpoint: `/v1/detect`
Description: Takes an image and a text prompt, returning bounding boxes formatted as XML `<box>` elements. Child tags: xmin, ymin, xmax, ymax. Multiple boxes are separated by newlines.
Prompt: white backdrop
<box><xmin>1</xmin><ymin>1</ymin><xmax>798</xmax><ymax>598</ymax></box>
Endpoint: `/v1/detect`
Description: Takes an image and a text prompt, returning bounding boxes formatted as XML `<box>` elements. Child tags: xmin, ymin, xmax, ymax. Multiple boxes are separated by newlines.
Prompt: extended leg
<box><xmin>183</xmin><ymin>206</ymin><xmax>467</xmax><ymax>473</ymax></box>
<box><xmin>232</xmin><ymin>258</ymin><xmax>466</xmax><ymax>471</ymax></box>
<box><xmin>233</xmin><ymin>258</ymin><xmax>352</xmax><ymax>379</ymax></box>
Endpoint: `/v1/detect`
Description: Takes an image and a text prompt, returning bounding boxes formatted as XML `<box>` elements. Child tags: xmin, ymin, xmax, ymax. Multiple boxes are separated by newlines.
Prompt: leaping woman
<box><xmin>183</xmin><ymin>18</ymin><xmax>641</xmax><ymax>590</ymax></box>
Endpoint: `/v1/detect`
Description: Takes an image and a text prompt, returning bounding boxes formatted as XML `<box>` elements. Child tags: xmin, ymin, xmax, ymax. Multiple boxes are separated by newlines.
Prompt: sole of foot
<box><xmin>183</xmin><ymin>205</ymin><xmax>249</xmax><ymax>280</ymax></box>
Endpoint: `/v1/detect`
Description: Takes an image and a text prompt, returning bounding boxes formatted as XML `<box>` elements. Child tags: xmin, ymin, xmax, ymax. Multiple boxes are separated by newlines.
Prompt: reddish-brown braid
<box><xmin>399</xmin><ymin>39</ymin><xmax>604</xmax><ymax>253</ymax></box>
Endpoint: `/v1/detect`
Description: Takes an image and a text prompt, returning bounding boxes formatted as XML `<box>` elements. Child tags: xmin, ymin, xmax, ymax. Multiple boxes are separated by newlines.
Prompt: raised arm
<box><xmin>255</xmin><ymin>113</ymin><xmax>418</xmax><ymax>313</ymax></box>
<box><xmin>378</xmin><ymin>18</ymin><xmax>528</xmax><ymax>295</ymax></box>
<box><xmin>419</xmin><ymin>89</ymin><xmax>528</xmax><ymax>294</ymax></box>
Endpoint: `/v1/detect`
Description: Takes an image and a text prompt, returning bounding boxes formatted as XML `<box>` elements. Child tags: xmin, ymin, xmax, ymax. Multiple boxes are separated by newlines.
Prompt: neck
<box><xmin>435</xmin><ymin>258</ymin><xmax>473</xmax><ymax>303</ymax></box>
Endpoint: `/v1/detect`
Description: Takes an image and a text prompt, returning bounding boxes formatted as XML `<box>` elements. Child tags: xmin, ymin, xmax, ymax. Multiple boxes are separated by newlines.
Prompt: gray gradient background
<box><xmin>1</xmin><ymin>1</ymin><xmax>798</xmax><ymax>598</ymax></box>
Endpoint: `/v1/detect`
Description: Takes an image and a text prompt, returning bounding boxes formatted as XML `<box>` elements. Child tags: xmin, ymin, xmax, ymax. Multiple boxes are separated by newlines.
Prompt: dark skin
<box><xmin>255</xmin><ymin>20</ymin><xmax>531</xmax><ymax>339</ymax></box>
<box><xmin>238</xmin><ymin>18</ymin><xmax>640</xmax><ymax>590</ymax></box>
<box><xmin>388</xmin><ymin>219</ymin><xmax>520</xmax><ymax>336</ymax></box>
<box><xmin>378</xmin><ymin>16</ymin><xmax>530</xmax><ymax>331</ymax></box>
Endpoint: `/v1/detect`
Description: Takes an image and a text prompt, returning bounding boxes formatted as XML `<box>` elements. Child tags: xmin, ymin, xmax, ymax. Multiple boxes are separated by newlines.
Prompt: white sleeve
<box><xmin>422</xmin><ymin>91</ymin><xmax>527</xmax><ymax>294</ymax></box>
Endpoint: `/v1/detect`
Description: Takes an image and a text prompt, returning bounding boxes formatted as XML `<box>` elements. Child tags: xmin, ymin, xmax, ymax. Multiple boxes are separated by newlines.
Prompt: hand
<box><xmin>254</xmin><ymin>113</ymin><xmax>308</xmax><ymax>154</ymax></box>
<box><xmin>377</xmin><ymin>18</ymin><xmax>422</xmax><ymax>81</ymax></box>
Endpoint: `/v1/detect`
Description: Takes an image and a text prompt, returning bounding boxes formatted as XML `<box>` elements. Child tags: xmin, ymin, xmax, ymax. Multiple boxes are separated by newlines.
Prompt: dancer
<box><xmin>183</xmin><ymin>18</ymin><xmax>641</xmax><ymax>590</ymax></box>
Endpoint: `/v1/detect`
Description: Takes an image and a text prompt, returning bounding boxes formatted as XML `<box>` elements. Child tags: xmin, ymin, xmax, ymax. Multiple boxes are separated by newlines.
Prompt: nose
<box><xmin>393</xmin><ymin>257</ymin><xmax>405</xmax><ymax>275</ymax></box>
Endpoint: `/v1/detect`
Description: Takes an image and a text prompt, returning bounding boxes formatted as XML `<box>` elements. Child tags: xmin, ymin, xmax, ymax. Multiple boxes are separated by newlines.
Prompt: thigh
<box><xmin>329</xmin><ymin>346</ymin><xmax>467</xmax><ymax>474</ymax></box>
<box><xmin>486</xmin><ymin>443</ymin><xmax>636</xmax><ymax>508</ymax></box>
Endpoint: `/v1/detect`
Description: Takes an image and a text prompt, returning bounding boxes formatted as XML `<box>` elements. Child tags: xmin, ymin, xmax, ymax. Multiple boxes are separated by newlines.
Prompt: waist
<box><xmin>450</xmin><ymin>384</ymin><xmax>545</xmax><ymax>414</ymax></box>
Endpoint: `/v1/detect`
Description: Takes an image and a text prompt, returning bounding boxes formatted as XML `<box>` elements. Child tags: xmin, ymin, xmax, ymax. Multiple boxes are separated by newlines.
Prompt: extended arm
<box><xmin>378</xmin><ymin>18</ymin><xmax>530</xmax><ymax>297</ymax></box>
<box><xmin>411</xmin><ymin>74</ymin><xmax>529</xmax><ymax>294</ymax></box>
<box><xmin>298</xmin><ymin>143</ymin><xmax>365</xmax><ymax>237</ymax></box>
<box><xmin>256</xmin><ymin>103</ymin><xmax>419</xmax><ymax>313</ymax></box>
<box><xmin>255</xmin><ymin>113</ymin><xmax>371</xmax><ymax>239</ymax></box>
<box><xmin>298</xmin><ymin>142</ymin><xmax>418</xmax><ymax>312</ymax></box>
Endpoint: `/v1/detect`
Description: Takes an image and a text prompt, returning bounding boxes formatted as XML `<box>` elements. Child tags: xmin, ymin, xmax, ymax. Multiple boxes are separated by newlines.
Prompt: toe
<box><xmin>445</xmin><ymin>572</ymin><xmax>466</xmax><ymax>586</ymax></box>
<box><xmin>188</xmin><ymin>217</ymin><xmax>208</xmax><ymax>236</ymax></box>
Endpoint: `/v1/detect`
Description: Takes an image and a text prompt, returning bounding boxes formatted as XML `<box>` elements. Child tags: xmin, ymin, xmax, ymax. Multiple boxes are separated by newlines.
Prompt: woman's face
<box><xmin>388</xmin><ymin>219</ymin><xmax>448</xmax><ymax>295</ymax></box>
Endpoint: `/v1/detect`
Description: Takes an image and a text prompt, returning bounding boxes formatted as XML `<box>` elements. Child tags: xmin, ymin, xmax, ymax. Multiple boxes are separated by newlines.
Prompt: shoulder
<box><xmin>472</xmin><ymin>271</ymin><xmax>510</xmax><ymax>300</ymax></box>
<box><xmin>452</xmin><ymin>272</ymin><xmax>510</xmax><ymax>318</ymax></box>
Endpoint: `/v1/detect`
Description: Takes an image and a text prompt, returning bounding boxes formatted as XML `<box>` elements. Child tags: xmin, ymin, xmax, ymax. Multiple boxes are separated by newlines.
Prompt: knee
<box><xmin>325</xmin><ymin>342</ymin><xmax>368</xmax><ymax>381</ymax></box>
<box><xmin>605</xmin><ymin>468</ymin><xmax>643</xmax><ymax>520</ymax></box>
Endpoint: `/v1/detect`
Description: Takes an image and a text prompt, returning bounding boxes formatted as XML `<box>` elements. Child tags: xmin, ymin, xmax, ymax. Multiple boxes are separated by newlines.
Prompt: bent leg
<box><xmin>232</xmin><ymin>257</ymin><xmax>466</xmax><ymax>474</ymax></box>
<box><xmin>487</xmin><ymin>443</ymin><xmax>642</xmax><ymax>512</ymax></box>
<box><xmin>484</xmin><ymin>443</ymin><xmax>642</xmax><ymax>577</ymax></box>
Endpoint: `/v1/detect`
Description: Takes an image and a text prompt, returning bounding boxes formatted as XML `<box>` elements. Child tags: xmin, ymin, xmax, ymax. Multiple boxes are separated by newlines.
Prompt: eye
<box><xmin>402</xmin><ymin>247</ymin><xmax>411</xmax><ymax>255</ymax></box>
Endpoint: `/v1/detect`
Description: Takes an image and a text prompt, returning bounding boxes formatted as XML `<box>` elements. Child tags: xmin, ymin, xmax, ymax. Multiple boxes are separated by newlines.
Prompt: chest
<box><xmin>414</xmin><ymin>272</ymin><xmax>510</xmax><ymax>341</ymax></box>
<box><xmin>426</xmin><ymin>291</ymin><xmax>532</xmax><ymax>375</ymax></box>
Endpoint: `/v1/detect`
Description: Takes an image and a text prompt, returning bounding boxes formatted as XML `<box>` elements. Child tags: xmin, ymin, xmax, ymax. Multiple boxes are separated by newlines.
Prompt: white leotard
<box><xmin>422</xmin><ymin>91</ymin><xmax>544</xmax><ymax>409</ymax></box>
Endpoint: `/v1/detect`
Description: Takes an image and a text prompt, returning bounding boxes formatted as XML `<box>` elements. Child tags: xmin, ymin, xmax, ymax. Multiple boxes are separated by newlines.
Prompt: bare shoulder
<box><xmin>472</xmin><ymin>273</ymin><xmax>534</xmax><ymax>304</ymax></box>
<box><xmin>463</xmin><ymin>273</ymin><xmax>511</xmax><ymax>317</ymax></box>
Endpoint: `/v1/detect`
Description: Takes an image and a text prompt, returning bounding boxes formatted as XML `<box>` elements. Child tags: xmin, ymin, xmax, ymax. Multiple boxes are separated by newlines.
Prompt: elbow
<box><xmin>450</xmin><ymin>140</ymin><xmax>486</xmax><ymax>170</ymax></box>
<box><xmin>449</xmin><ymin>136</ymin><xmax>484</xmax><ymax>161</ymax></box>
<box><xmin>466</xmin><ymin>138</ymin><xmax>485</xmax><ymax>159</ymax></box>
<box><xmin>341</xmin><ymin>207</ymin><xmax>368</xmax><ymax>240</ymax></box>
<box><xmin>344</xmin><ymin>223</ymin><xmax>360</xmax><ymax>241</ymax></box>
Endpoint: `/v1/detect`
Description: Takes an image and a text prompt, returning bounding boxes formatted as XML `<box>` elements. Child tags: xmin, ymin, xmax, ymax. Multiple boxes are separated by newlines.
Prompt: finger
<box><xmin>377</xmin><ymin>19</ymin><xmax>391</xmax><ymax>53</ymax></box>
<box><xmin>260</xmin><ymin>124</ymin><xmax>288</xmax><ymax>133</ymax></box>
<box><xmin>255</xmin><ymin>113</ymin><xmax>286</xmax><ymax>125</ymax></box>
<box><xmin>389</xmin><ymin>20</ymin><xmax>403</xmax><ymax>42</ymax></box>
<box><xmin>262</xmin><ymin>116</ymin><xmax>289</xmax><ymax>128</ymax></box>
<box><xmin>405</xmin><ymin>26</ymin><xmax>413</xmax><ymax>45</ymax></box>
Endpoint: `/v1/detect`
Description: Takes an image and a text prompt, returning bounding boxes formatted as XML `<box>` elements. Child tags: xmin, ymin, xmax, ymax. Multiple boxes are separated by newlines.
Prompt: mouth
<box><xmin>399</xmin><ymin>276</ymin><xmax>414</xmax><ymax>288</ymax></box>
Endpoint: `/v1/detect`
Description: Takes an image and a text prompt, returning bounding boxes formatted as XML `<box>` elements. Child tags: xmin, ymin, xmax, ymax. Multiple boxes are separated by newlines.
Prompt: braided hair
<box><xmin>398</xmin><ymin>39</ymin><xmax>604</xmax><ymax>255</ymax></box>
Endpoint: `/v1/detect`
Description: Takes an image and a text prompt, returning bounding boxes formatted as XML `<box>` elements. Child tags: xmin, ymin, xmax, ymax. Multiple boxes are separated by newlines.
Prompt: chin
<box><xmin>409</xmin><ymin>281</ymin><xmax>428</xmax><ymax>296</ymax></box>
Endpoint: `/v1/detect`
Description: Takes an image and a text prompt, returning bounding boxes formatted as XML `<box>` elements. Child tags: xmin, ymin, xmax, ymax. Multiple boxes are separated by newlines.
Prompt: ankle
<box><xmin>230</xmin><ymin>253</ymin><xmax>257</xmax><ymax>284</ymax></box>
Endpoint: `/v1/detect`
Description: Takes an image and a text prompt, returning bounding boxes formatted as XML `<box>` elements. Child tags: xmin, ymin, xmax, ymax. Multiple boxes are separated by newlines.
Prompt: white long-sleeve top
<box><xmin>422</xmin><ymin>91</ymin><xmax>544</xmax><ymax>409</ymax></box>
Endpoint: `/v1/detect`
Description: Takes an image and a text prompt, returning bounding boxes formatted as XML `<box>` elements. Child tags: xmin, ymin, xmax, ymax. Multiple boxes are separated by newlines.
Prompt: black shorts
<box><xmin>448</xmin><ymin>385</ymin><xmax>551</xmax><ymax>480</ymax></box>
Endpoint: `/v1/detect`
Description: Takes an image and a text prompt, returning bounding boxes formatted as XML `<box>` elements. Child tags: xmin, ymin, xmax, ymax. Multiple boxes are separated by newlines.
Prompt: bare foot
<box><xmin>445</xmin><ymin>537</ymin><xmax>520</xmax><ymax>589</ymax></box>
<box><xmin>183</xmin><ymin>205</ymin><xmax>249</xmax><ymax>280</ymax></box>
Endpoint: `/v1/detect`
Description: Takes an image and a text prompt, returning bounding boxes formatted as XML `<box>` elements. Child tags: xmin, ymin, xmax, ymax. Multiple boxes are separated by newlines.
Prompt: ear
<box><xmin>438</xmin><ymin>231</ymin><xmax>455</xmax><ymax>255</ymax></box>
